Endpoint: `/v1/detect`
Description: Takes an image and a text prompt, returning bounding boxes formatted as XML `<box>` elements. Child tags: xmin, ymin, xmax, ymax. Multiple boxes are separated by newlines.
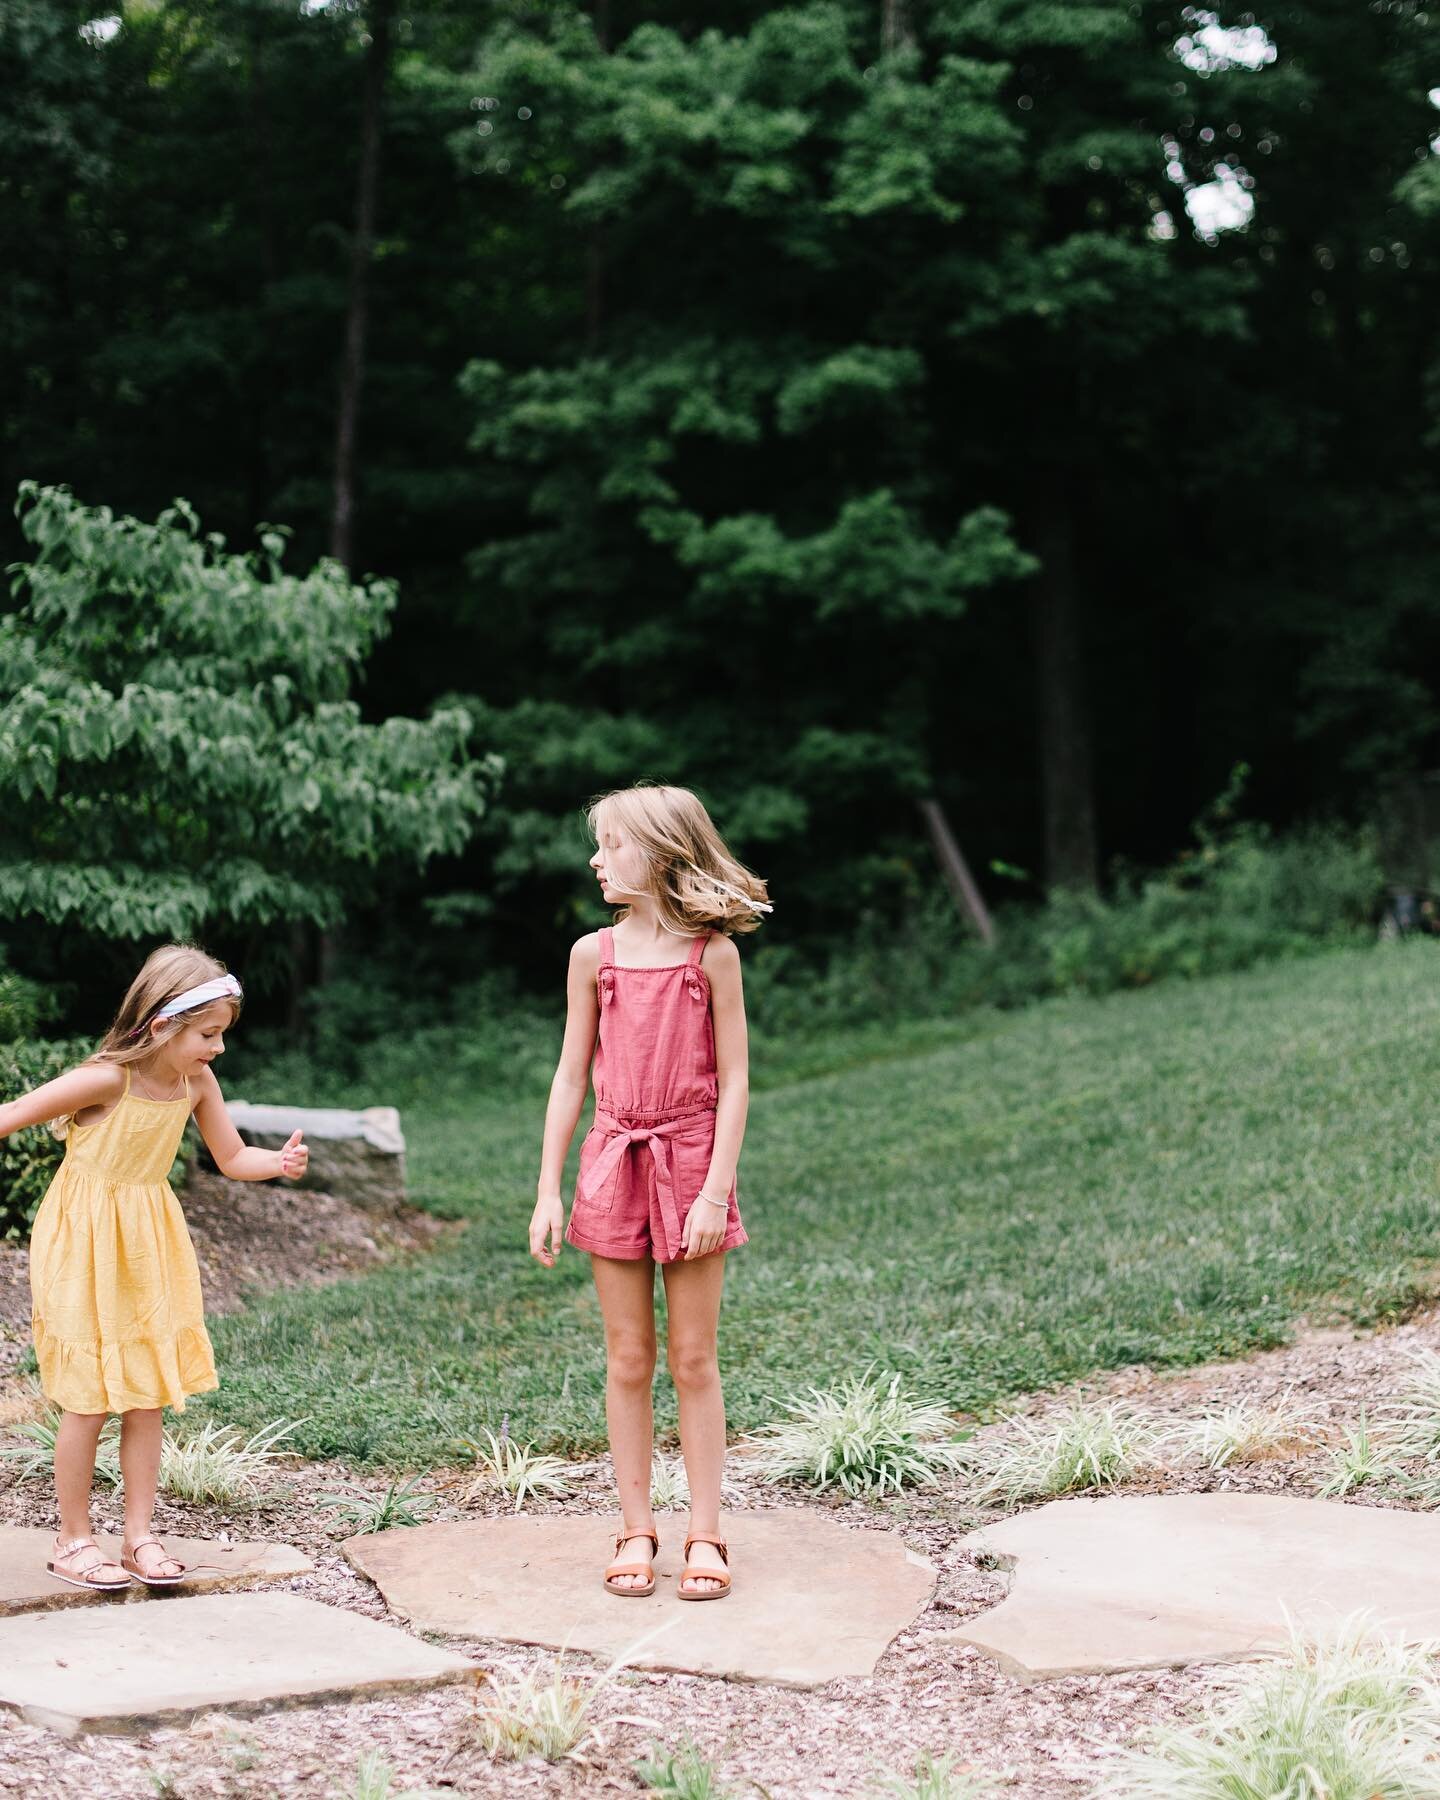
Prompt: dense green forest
<box><xmin>3</xmin><ymin>0</ymin><xmax>1439</xmax><ymax>1009</ymax></box>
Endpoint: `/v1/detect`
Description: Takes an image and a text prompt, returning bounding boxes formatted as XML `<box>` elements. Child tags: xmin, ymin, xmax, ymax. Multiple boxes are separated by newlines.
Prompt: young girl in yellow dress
<box><xmin>2</xmin><ymin>944</ymin><xmax>308</xmax><ymax>1591</ymax></box>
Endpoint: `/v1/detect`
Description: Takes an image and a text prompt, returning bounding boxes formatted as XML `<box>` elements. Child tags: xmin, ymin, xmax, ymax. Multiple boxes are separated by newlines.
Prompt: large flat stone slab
<box><xmin>0</xmin><ymin>1527</ymin><xmax>312</xmax><ymax>1616</ymax></box>
<box><xmin>946</xmin><ymin>1493</ymin><xmax>1440</xmax><ymax>1683</ymax></box>
<box><xmin>219</xmin><ymin>1103</ymin><xmax>406</xmax><ymax>1209</ymax></box>
<box><xmin>0</xmin><ymin>1590</ymin><xmax>477</xmax><ymax>1736</ymax></box>
<box><xmin>344</xmin><ymin>1510</ymin><xmax>935</xmax><ymax>1688</ymax></box>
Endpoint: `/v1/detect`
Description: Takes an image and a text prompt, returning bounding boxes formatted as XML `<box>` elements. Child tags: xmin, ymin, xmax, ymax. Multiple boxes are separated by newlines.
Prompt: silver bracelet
<box><xmin>695</xmin><ymin>1192</ymin><xmax>728</xmax><ymax>1209</ymax></box>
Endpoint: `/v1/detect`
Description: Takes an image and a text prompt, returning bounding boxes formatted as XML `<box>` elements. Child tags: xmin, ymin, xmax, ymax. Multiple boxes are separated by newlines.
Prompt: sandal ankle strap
<box><xmin>683</xmin><ymin>1533</ymin><xmax>728</xmax><ymax>1561</ymax></box>
<box><xmin>613</xmin><ymin>1527</ymin><xmax>660</xmax><ymax>1555</ymax></box>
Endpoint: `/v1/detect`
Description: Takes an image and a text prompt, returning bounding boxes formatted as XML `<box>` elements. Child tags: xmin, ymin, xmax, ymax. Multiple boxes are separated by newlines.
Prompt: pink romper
<box><xmin>565</xmin><ymin>928</ymin><xmax>748</xmax><ymax>1263</ymax></box>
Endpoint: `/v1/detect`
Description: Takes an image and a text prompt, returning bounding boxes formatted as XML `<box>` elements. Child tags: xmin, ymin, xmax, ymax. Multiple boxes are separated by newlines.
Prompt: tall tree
<box><xmin>331</xmin><ymin>0</ymin><xmax>396</xmax><ymax>570</ymax></box>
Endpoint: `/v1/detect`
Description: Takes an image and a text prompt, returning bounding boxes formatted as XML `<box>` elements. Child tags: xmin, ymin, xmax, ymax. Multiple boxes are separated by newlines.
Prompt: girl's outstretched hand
<box><xmin>278</xmin><ymin>1129</ymin><xmax>308</xmax><ymax>1181</ymax></box>
<box><xmin>530</xmin><ymin>1196</ymin><xmax>565</xmax><ymax>1267</ymax></box>
<box><xmin>682</xmin><ymin>1192</ymin><xmax>728</xmax><ymax>1260</ymax></box>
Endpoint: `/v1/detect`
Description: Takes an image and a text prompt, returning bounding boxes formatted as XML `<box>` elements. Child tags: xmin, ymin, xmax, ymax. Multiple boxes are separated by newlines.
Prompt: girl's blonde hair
<box><xmin>54</xmin><ymin>944</ymin><xmax>241</xmax><ymax>1136</ymax></box>
<box><xmin>588</xmin><ymin>785</ymin><xmax>770</xmax><ymax>935</ymax></box>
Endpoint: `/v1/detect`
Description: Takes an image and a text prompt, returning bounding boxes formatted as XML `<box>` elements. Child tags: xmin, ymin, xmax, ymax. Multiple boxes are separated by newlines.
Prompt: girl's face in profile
<box><xmin>590</xmin><ymin>815</ymin><xmax>649</xmax><ymax>904</ymax></box>
<box><xmin>155</xmin><ymin>1001</ymin><xmax>235</xmax><ymax>1076</ymax></box>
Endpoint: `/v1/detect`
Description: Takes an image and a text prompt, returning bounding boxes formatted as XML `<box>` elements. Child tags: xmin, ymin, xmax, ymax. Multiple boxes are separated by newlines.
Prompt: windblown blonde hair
<box><xmin>588</xmin><ymin>785</ymin><xmax>770</xmax><ymax>936</ymax></box>
<box><xmin>53</xmin><ymin>944</ymin><xmax>241</xmax><ymax>1136</ymax></box>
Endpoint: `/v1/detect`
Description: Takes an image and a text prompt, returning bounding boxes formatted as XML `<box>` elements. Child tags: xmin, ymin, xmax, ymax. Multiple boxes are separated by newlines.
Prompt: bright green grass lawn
<box><xmin>203</xmin><ymin>942</ymin><xmax>1440</xmax><ymax>1463</ymax></box>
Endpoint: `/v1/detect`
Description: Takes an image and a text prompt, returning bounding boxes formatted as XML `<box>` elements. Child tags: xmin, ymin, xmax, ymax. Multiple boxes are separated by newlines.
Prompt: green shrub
<box><xmin>227</xmin><ymin>797</ymin><xmax>1385</xmax><ymax>1103</ymax></box>
<box><xmin>0</xmin><ymin>1037</ymin><xmax>92</xmax><ymax>1241</ymax></box>
<box><xmin>744</xmin><ymin>813</ymin><xmax>1382</xmax><ymax>1040</ymax></box>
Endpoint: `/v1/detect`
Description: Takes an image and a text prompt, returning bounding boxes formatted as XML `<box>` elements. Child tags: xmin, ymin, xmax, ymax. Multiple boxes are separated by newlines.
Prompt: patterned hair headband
<box><xmin>132</xmin><ymin>974</ymin><xmax>242</xmax><ymax>1037</ymax></box>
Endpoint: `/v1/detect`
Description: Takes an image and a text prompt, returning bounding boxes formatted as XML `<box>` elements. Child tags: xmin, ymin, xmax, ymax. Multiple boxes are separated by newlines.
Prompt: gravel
<box><xmin>3</xmin><ymin>1299</ymin><xmax>1440</xmax><ymax>1796</ymax></box>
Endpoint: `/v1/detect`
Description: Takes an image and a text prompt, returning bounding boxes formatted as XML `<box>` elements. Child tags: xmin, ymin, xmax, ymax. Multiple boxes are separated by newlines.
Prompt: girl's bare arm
<box><xmin>537</xmin><ymin>934</ymin><xmax>601</xmax><ymax>1198</ymax></box>
<box><xmin>191</xmin><ymin>1068</ymin><xmax>308</xmax><ymax>1181</ymax></box>
<box><xmin>700</xmin><ymin>932</ymin><xmax>749</xmax><ymax>1199</ymax></box>
<box><xmin>0</xmin><ymin>1063</ymin><xmax>122</xmax><ymax>1137</ymax></box>
<box><xmin>530</xmin><ymin>935</ymin><xmax>601</xmax><ymax>1264</ymax></box>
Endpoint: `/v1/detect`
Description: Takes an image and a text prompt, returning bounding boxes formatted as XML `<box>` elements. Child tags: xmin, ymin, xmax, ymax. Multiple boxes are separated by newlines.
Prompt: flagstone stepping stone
<box><xmin>0</xmin><ymin>1590</ymin><xmax>478</xmax><ymax>1737</ymax></box>
<box><xmin>0</xmin><ymin>1527</ymin><xmax>312</xmax><ymax>1616</ymax></box>
<box><xmin>945</xmin><ymin>1492</ymin><xmax>1440</xmax><ymax>1684</ymax></box>
<box><xmin>343</xmin><ymin>1510</ymin><xmax>936</xmax><ymax>1688</ymax></box>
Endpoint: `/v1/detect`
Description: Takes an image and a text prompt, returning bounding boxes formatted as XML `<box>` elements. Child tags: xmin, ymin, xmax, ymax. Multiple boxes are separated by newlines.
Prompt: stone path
<box><xmin>343</xmin><ymin>1510</ymin><xmax>938</xmax><ymax>1687</ymax></box>
<box><xmin>947</xmin><ymin>1491</ymin><xmax>1440</xmax><ymax>1682</ymax></box>
<box><xmin>0</xmin><ymin>1528</ymin><xmax>311</xmax><ymax>1616</ymax></box>
<box><xmin>0</xmin><ymin>1590</ymin><xmax>477</xmax><ymax>1738</ymax></box>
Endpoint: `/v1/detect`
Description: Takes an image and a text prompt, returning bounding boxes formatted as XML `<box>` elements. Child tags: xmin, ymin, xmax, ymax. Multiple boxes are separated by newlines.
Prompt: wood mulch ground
<box><xmin>2</xmin><ymin>1186</ymin><xmax>1439</xmax><ymax>1796</ymax></box>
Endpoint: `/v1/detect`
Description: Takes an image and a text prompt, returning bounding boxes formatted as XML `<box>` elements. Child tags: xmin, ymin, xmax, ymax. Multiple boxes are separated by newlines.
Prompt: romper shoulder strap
<box><xmin>686</xmin><ymin>932</ymin><xmax>711</xmax><ymax>966</ymax></box>
<box><xmin>598</xmin><ymin>926</ymin><xmax>614</xmax><ymax>962</ymax></box>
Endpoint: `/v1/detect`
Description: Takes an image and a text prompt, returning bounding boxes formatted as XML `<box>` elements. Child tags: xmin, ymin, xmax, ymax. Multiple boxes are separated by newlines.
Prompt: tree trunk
<box><xmin>584</xmin><ymin>0</ymin><xmax>612</xmax><ymax>351</ymax></box>
<box><xmin>882</xmin><ymin>0</ymin><xmax>915</xmax><ymax>53</ymax></box>
<box><xmin>329</xmin><ymin>0</ymin><xmax>394</xmax><ymax>570</ymax></box>
<box><xmin>918</xmin><ymin>800</ymin><xmax>995</xmax><ymax>944</ymax></box>
<box><xmin>245</xmin><ymin>11</ymin><xmax>280</xmax><ymax>530</ymax></box>
<box><xmin>1030</xmin><ymin>490</ymin><xmax>1099</xmax><ymax>892</ymax></box>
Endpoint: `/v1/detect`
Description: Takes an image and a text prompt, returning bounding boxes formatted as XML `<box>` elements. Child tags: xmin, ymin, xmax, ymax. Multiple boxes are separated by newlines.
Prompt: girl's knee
<box><xmin>666</xmin><ymin>1341</ymin><xmax>719</xmax><ymax>1392</ymax></box>
<box><xmin>606</xmin><ymin>1333</ymin><xmax>657</xmax><ymax>1388</ymax></box>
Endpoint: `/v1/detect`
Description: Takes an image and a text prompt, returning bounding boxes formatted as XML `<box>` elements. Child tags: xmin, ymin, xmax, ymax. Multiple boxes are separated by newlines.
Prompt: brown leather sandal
<box><xmin>121</xmin><ymin>1535</ymin><xmax>188</xmax><ymax>1587</ymax></box>
<box><xmin>603</xmin><ymin>1526</ymin><xmax>660</xmax><ymax>1598</ymax></box>
<box><xmin>46</xmin><ymin>1534</ymin><xmax>131</xmax><ymax>1592</ymax></box>
<box><xmin>678</xmin><ymin>1532</ymin><xmax>731</xmax><ymax>1602</ymax></box>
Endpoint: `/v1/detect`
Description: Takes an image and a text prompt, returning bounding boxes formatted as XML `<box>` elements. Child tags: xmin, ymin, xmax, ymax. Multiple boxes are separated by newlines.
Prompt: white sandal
<box><xmin>46</xmin><ymin>1534</ymin><xmax>131</xmax><ymax>1591</ymax></box>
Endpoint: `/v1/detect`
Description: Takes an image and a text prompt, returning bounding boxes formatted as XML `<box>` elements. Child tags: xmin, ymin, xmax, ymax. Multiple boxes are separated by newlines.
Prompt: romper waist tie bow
<box><xmin>578</xmin><ymin>1103</ymin><xmax>716</xmax><ymax>1263</ymax></box>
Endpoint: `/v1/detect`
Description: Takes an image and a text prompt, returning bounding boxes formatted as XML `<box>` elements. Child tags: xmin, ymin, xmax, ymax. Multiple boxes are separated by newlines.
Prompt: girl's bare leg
<box><xmin>118</xmin><ymin>1408</ymin><xmax>163</xmax><ymax>1543</ymax></box>
<box><xmin>119</xmin><ymin>1409</ymin><xmax>182</xmax><ymax>1577</ymax></box>
<box><xmin>54</xmin><ymin>1410</ymin><xmax>108</xmax><ymax>1542</ymax></box>
<box><xmin>591</xmin><ymin>1253</ymin><xmax>659</xmax><ymax>1589</ymax></box>
<box><xmin>660</xmin><ymin>1250</ymin><xmax>729</xmax><ymax>1595</ymax></box>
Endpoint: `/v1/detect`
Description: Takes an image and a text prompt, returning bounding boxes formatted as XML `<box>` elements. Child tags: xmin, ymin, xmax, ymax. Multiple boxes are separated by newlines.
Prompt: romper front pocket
<box><xmin>670</xmin><ymin>1119</ymin><xmax>722</xmax><ymax>1216</ymax></box>
<box><xmin>573</xmin><ymin>1126</ymin><xmax>616</xmax><ymax>1216</ymax></box>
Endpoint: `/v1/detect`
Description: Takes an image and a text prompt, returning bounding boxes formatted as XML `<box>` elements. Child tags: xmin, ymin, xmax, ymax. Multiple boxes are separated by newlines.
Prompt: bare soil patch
<box><xmin>3</xmin><ymin>1303</ymin><xmax>1440</xmax><ymax>1796</ymax></box>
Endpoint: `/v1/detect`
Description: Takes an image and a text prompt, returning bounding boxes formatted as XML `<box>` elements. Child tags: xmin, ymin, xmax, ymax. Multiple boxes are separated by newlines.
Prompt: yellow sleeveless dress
<box><xmin>29</xmin><ymin>1067</ymin><xmax>217</xmax><ymax>1415</ymax></box>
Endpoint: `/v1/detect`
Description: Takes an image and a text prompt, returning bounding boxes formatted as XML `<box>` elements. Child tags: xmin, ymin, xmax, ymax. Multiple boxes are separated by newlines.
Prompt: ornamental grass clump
<box><xmin>1103</xmin><ymin>1619</ymin><xmax>1440</xmax><ymax>1799</ymax></box>
<box><xmin>635</xmin><ymin>1737</ymin><xmax>741</xmax><ymax>1799</ymax></box>
<box><xmin>649</xmin><ymin>1453</ymin><xmax>690</xmax><ymax>1511</ymax></box>
<box><xmin>474</xmin><ymin>1658</ymin><xmax>603</xmax><ymax>1763</ymax></box>
<box><xmin>1384</xmin><ymin>1348</ymin><xmax>1440</xmax><ymax>1480</ymax></box>
<box><xmin>875</xmin><ymin>1750</ymin><xmax>998</xmax><ymax>1797</ymax></box>
<box><xmin>158</xmin><ymin>1417</ymin><xmax>303</xmax><ymax>1504</ymax></box>
<box><xmin>317</xmin><ymin>1476</ymin><xmax>440</xmax><ymax>1534</ymax></box>
<box><xmin>349</xmin><ymin>1748</ymin><xmax>450</xmax><ymax>1800</ymax></box>
<box><xmin>1</xmin><ymin>1405</ymin><xmax>121</xmax><ymax>1485</ymax></box>
<box><xmin>743</xmin><ymin>1370</ymin><xmax>970</xmax><ymax>1497</ymax></box>
<box><xmin>1161</xmin><ymin>1394</ymin><xmax>1323</xmax><ymax>1470</ymax></box>
<box><xmin>455</xmin><ymin>1427</ymin><xmax>571</xmax><ymax>1511</ymax></box>
<box><xmin>962</xmin><ymin>1403</ymin><xmax>1158</xmax><ymax>1506</ymax></box>
<box><xmin>1313</xmin><ymin>1412</ymin><xmax>1407</xmax><ymax>1500</ymax></box>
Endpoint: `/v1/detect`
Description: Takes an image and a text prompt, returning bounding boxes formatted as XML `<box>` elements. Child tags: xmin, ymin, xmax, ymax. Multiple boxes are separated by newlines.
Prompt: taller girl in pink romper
<box><xmin>566</xmin><ymin>927</ymin><xmax>748</xmax><ymax>1262</ymax></box>
<box><xmin>530</xmin><ymin>784</ymin><xmax>769</xmax><ymax>1604</ymax></box>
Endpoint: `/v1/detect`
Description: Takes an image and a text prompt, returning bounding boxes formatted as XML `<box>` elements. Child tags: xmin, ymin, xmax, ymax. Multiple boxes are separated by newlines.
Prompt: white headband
<box><xmin>155</xmin><ymin>975</ymin><xmax>243</xmax><ymax>1021</ymax></box>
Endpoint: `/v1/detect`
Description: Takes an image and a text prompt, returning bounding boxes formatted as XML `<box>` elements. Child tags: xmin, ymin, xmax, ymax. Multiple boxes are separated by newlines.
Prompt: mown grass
<box><xmin>201</xmin><ymin>942</ymin><xmax>1440</xmax><ymax>1464</ymax></box>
